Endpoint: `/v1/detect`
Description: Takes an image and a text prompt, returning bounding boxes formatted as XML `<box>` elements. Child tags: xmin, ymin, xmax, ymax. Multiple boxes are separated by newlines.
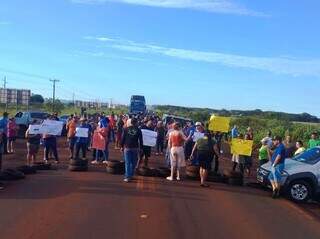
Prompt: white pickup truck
<box><xmin>15</xmin><ymin>111</ymin><xmax>49</xmax><ymax>137</ymax></box>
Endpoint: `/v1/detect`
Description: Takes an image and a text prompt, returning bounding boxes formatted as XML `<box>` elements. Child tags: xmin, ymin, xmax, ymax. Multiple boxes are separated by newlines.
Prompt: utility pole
<box><xmin>72</xmin><ymin>92</ymin><xmax>76</xmax><ymax>112</ymax></box>
<box><xmin>50</xmin><ymin>79</ymin><xmax>60</xmax><ymax>113</ymax></box>
<box><xmin>3</xmin><ymin>76</ymin><xmax>7</xmax><ymax>112</ymax></box>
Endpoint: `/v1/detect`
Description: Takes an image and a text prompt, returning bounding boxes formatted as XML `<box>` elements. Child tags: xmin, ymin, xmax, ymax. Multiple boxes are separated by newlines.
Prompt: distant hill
<box><xmin>153</xmin><ymin>105</ymin><xmax>320</xmax><ymax>123</ymax></box>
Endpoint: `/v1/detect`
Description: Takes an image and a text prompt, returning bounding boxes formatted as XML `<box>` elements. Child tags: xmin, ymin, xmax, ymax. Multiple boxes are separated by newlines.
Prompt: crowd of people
<box><xmin>0</xmin><ymin>111</ymin><xmax>319</xmax><ymax>196</ymax></box>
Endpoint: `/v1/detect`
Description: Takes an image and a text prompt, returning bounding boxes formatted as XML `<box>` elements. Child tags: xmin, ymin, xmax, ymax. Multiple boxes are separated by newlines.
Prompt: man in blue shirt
<box><xmin>75</xmin><ymin>118</ymin><xmax>91</xmax><ymax>159</ymax></box>
<box><xmin>231</xmin><ymin>125</ymin><xmax>239</xmax><ymax>139</ymax></box>
<box><xmin>269</xmin><ymin>136</ymin><xmax>286</xmax><ymax>199</ymax></box>
<box><xmin>0</xmin><ymin>112</ymin><xmax>9</xmax><ymax>154</ymax></box>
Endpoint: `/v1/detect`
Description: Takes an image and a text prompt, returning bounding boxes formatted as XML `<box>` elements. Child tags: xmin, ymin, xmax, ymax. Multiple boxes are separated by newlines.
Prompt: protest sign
<box><xmin>92</xmin><ymin>131</ymin><xmax>106</xmax><ymax>150</ymax></box>
<box><xmin>193</xmin><ymin>132</ymin><xmax>205</xmax><ymax>142</ymax></box>
<box><xmin>208</xmin><ymin>115</ymin><xmax>230</xmax><ymax>133</ymax></box>
<box><xmin>231</xmin><ymin>139</ymin><xmax>253</xmax><ymax>156</ymax></box>
<box><xmin>39</xmin><ymin>120</ymin><xmax>64</xmax><ymax>136</ymax></box>
<box><xmin>28</xmin><ymin>125</ymin><xmax>42</xmax><ymax>135</ymax></box>
<box><xmin>75</xmin><ymin>127</ymin><xmax>89</xmax><ymax>138</ymax></box>
<box><xmin>141</xmin><ymin>129</ymin><xmax>157</xmax><ymax>147</ymax></box>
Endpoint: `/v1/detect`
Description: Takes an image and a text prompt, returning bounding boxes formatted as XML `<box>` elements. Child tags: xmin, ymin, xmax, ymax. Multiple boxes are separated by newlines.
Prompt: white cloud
<box><xmin>85</xmin><ymin>36</ymin><xmax>320</xmax><ymax>77</ymax></box>
<box><xmin>71</xmin><ymin>0</ymin><xmax>269</xmax><ymax>17</ymax></box>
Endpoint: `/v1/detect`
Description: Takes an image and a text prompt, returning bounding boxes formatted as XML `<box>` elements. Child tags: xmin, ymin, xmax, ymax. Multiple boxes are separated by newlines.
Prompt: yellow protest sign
<box><xmin>208</xmin><ymin>115</ymin><xmax>230</xmax><ymax>133</ymax></box>
<box><xmin>231</xmin><ymin>139</ymin><xmax>253</xmax><ymax>156</ymax></box>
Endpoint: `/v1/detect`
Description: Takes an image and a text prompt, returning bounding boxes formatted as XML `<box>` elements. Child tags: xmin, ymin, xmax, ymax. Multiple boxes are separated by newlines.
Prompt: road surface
<box><xmin>1</xmin><ymin>165</ymin><xmax>320</xmax><ymax>239</ymax></box>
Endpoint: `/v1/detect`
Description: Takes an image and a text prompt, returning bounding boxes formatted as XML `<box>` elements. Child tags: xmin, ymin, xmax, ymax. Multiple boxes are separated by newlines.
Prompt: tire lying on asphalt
<box><xmin>69</xmin><ymin>159</ymin><xmax>88</xmax><ymax>172</ymax></box>
<box><xmin>106</xmin><ymin>160</ymin><xmax>125</xmax><ymax>175</ymax></box>
<box><xmin>158</xmin><ymin>167</ymin><xmax>171</xmax><ymax>178</ymax></box>
<box><xmin>137</xmin><ymin>167</ymin><xmax>154</xmax><ymax>177</ymax></box>
<box><xmin>16</xmin><ymin>165</ymin><xmax>37</xmax><ymax>175</ymax></box>
<box><xmin>33</xmin><ymin>162</ymin><xmax>52</xmax><ymax>171</ymax></box>
<box><xmin>186</xmin><ymin>165</ymin><xmax>200</xmax><ymax>180</ymax></box>
<box><xmin>70</xmin><ymin>159</ymin><xmax>88</xmax><ymax>167</ymax></box>
<box><xmin>207</xmin><ymin>172</ymin><xmax>225</xmax><ymax>183</ymax></box>
<box><xmin>0</xmin><ymin>169</ymin><xmax>26</xmax><ymax>181</ymax></box>
<box><xmin>224</xmin><ymin>170</ymin><xmax>244</xmax><ymax>186</ymax></box>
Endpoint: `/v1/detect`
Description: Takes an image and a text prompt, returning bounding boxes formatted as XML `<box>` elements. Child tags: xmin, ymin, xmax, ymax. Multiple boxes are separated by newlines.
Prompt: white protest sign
<box><xmin>40</xmin><ymin>120</ymin><xmax>64</xmax><ymax>136</ymax></box>
<box><xmin>28</xmin><ymin>125</ymin><xmax>42</xmax><ymax>135</ymax></box>
<box><xmin>75</xmin><ymin>127</ymin><xmax>89</xmax><ymax>138</ymax></box>
<box><xmin>141</xmin><ymin>129</ymin><xmax>157</xmax><ymax>147</ymax></box>
<box><xmin>193</xmin><ymin>132</ymin><xmax>205</xmax><ymax>142</ymax></box>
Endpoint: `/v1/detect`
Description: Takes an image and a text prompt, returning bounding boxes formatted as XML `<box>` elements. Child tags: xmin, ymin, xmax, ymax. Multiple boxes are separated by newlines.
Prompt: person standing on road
<box><xmin>92</xmin><ymin>118</ymin><xmax>110</xmax><ymax>164</ymax></box>
<box><xmin>155</xmin><ymin>121</ymin><xmax>165</xmax><ymax>156</ymax></box>
<box><xmin>121</xmin><ymin>118</ymin><xmax>143</xmax><ymax>183</ymax></box>
<box><xmin>25</xmin><ymin>121</ymin><xmax>41</xmax><ymax>166</ymax></box>
<box><xmin>167</xmin><ymin>123</ymin><xmax>188</xmax><ymax>181</ymax></box>
<box><xmin>75</xmin><ymin>118</ymin><xmax>91</xmax><ymax>159</ymax></box>
<box><xmin>190</xmin><ymin>131</ymin><xmax>215</xmax><ymax>187</ymax></box>
<box><xmin>7</xmin><ymin>117</ymin><xmax>17</xmax><ymax>153</ymax></box>
<box><xmin>140</xmin><ymin>120</ymin><xmax>153</xmax><ymax>167</ymax></box>
<box><xmin>0</xmin><ymin>112</ymin><xmax>9</xmax><ymax>154</ymax></box>
<box><xmin>269</xmin><ymin>136</ymin><xmax>286</xmax><ymax>199</ymax></box>
<box><xmin>243</xmin><ymin>127</ymin><xmax>253</xmax><ymax>176</ymax></box>
<box><xmin>43</xmin><ymin>116</ymin><xmax>59</xmax><ymax>164</ymax></box>
<box><xmin>66</xmin><ymin>116</ymin><xmax>78</xmax><ymax>159</ymax></box>
<box><xmin>115</xmin><ymin>115</ymin><xmax>124</xmax><ymax>150</ymax></box>
<box><xmin>231</xmin><ymin>125</ymin><xmax>240</xmax><ymax>171</ymax></box>
<box><xmin>294</xmin><ymin>141</ymin><xmax>306</xmax><ymax>156</ymax></box>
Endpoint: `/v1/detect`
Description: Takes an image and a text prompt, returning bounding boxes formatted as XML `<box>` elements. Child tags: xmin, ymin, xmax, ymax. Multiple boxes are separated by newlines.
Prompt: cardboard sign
<box><xmin>40</xmin><ymin>120</ymin><xmax>64</xmax><ymax>136</ymax></box>
<box><xmin>141</xmin><ymin>129</ymin><xmax>157</xmax><ymax>147</ymax></box>
<box><xmin>193</xmin><ymin>132</ymin><xmax>205</xmax><ymax>142</ymax></box>
<box><xmin>92</xmin><ymin>131</ymin><xmax>106</xmax><ymax>150</ymax></box>
<box><xmin>75</xmin><ymin>127</ymin><xmax>89</xmax><ymax>138</ymax></box>
<box><xmin>208</xmin><ymin>115</ymin><xmax>231</xmax><ymax>133</ymax></box>
<box><xmin>28</xmin><ymin>125</ymin><xmax>42</xmax><ymax>135</ymax></box>
<box><xmin>231</xmin><ymin>139</ymin><xmax>253</xmax><ymax>156</ymax></box>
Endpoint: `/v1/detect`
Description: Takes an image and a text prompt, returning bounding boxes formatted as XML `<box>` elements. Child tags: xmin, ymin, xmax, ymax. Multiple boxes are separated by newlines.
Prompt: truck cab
<box><xmin>129</xmin><ymin>95</ymin><xmax>146</xmax><ymax>115</ymax></box>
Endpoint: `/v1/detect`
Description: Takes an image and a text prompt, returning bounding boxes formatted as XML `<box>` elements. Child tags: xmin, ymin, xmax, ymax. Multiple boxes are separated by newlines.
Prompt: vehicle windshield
<box><xmin>30</xmin><ymin>113</ymin><xmax>48</xmax><ymax>119</ymax></box>
<box><xmin>292</xmin><ymin>148</ymin><xmax>320</xmax><ymax>165</ymax></box>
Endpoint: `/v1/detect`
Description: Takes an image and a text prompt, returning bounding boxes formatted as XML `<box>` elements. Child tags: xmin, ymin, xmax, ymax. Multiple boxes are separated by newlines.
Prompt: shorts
<box><xmin>68</xmin><ymin>137</ymin><xmax>77</xmax><ymax>149</ymax></box>
<box><xmin>197</xmin><ymin>151</ymin><xmax>211</xmax><ymax>170</ymax></box>
<box><xmin>232</xmin><ymin>154</ymin><xmax>239</xmax><ymax>163</ymax></box>
<box><xmin>8</xmin><ymin>137</ymin><xmax>16</xmax><ymax>142</ymax></box>
<box><xmin>244</xmin><ymin>156</ymin><xmax>252</xmax><ymax>168</ymax></box>
<box><xmin>27</xmin><ymin>143</ymin><xmax>39</xmax><ymax>155</ymax></box>
<box><xmin>142</xmin><ymin>146</ymin><xmax>151</xmax><ymax>158</ymax></box>
<box><xmin>170</xmin><ymin>146</ymin><xmax>186</xmax><ymax>168</ymax></box>
<box><xmin>268</xmin><ymin>163</ymin><xmax>284</xmax><ymax>183</ymax></box>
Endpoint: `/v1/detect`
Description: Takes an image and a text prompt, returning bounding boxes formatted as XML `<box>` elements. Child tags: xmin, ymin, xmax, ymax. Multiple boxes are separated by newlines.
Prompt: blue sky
<box><xmin>0</xmin><ymin>0</ymin><xmax>320</xmax><ymax>115</ymax></box>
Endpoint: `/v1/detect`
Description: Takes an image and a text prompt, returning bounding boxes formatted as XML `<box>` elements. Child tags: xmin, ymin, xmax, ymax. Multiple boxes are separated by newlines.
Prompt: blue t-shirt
<box><xmin>271</xmin><ymin>143</ymin><xmax>286</xmax><ymax>164</ymax></box>
<box><xmin>0</xmin><ymin>117</ymin><xmax>8</xmax><ymax>134</ymax></box>
<box><xmin>231</xmin><ymin>127</ymin><xmax>239</xmax><ymax>138</ymax></box>
<box><xmin>76</xmin><ymin>124</ymin><xmax>91</xmax><ymax>144</ymax></box>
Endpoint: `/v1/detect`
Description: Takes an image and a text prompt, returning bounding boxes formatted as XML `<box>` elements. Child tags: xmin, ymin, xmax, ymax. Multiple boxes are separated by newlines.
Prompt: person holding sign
<box><xmin>92</xmin><ymin>119</ymin><xmax>110</xmax><ymax>164</ymax></box>
<box><xmin>167</xmin><ymin>123</ymin><xmax>188</xmax><ymax>181</ymax></box>
<box><xmin>140</xmin><ymin>120</ymin><xmax>154</xmax><ymax>167</ymax></box>
<box><xmin>25</xmin><ymin>121</ymin><xmax>41</xmax><ymax>166</ymax></box>
<box><xmin>43</xmin><ymin>115</ymin><xmax>59</xmax><ymax>164</ymax></box>
<box><xmin>75</xmin><ymin>118</ymin><xmax>91</xmax><ymax>159</ymax></box>
<box><xmin>66</xmin><ymin>116</ymin><xmax>79</xmax><ymax>159</ymax></box>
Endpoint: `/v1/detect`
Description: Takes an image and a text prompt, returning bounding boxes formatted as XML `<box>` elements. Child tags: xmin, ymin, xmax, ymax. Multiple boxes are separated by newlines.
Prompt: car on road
<box><xmin>257</xmin><ymin>147</ymin><xmax>320</xmax><ymax>203</ymax></box>
<box><xmin>15</xmin><ymin>111</ymin><xmax>49</xmax><ymax>137</ymax></box>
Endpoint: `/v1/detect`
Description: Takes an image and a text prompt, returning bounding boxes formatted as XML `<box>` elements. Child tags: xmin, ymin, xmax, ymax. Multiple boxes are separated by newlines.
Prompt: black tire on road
<box><xmin>16</xmin><ymin>165</ymin><xmax>37</xmax><ymax>175</ymax></box>
<box><xmin>106</xmin><ymin>166</ymin><xmax>124</xmax><ymax>175</ymax></box>
<box><xmin>107</xmin><ymin>160</ymin><xmax>122</xmax><ymax>168</ymax></box>
<box><xmin>287</xmin><ymin>180</ymin><xmax>312</xmax><ymax>203</ymax></box>
<box><xmin>228</xmin><ymin>177</ymin><xmax>244</xmax><ymax>186</ymax></box>
<box><xmin>186</xmin><ymin>170</ymin><xmax>200</xmax><ymax>180</ymax></box>
<box><xmin>158</xmin><ymin>167</ymin><xmax>171</xmax><ymax>178</ymax></box>
<box><xmin>137</xmin><ymin>167</ymin><xmax>153</xmax><ymax>177</ymax></box>
<box><xmin>0</xmin><ymin>169</ymin><xmax>26</xmax><ymax>181</ymax></box>
<box><xmin>70</xmin><ymin>159</ymin><xmax>88</xmax><ymax>167</ymax></box>
<box><xmin>34</xmin><ymin>162</ymin><xmax>52</xmax><ymax>171</ymax></box>
<box><xmin>186</xmin><ymin>165</ymin><xmax>200</xmax><ymax>173</ymax></box>
<box><xmin>68</xmin><ymin>165</ymin><xmax>88</xmax><ymax>172</ymax></box>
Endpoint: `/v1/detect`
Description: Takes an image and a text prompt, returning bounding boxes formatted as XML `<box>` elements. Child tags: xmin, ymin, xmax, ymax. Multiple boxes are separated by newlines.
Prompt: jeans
<box><xmin>76</xmin><ymin>142</ymin><xmax>87</xmax><ymax>159</ymax></box>
<box><xmin>156</xmin><ymin>138</ymin><xmax>164</xmax><ymax>153</ymax></box>
<box><xmin>269</xmin><ymin>163</ymin><xmax>285</xmax><ymax>183</ymax></box>
<box><xmin>96</xmin><ymin>148</ymin><xmax>109</xmax><ymax>162</ymax></box>
<box><xmin>124</xmin><ymin>148</ymin><xmax>138</xmax><ymax>179</ymax></box>
<box><xmin>44</xmin><ymin>137</ymin><xmax>59</xmax><ymax>161</ymax></box>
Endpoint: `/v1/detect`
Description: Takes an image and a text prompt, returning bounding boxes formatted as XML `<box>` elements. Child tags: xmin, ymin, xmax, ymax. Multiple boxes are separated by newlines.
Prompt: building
<box><xmin>0</xmin><ymin>88</ymin><xmax>31</xmax><ymax>105</ymax></box>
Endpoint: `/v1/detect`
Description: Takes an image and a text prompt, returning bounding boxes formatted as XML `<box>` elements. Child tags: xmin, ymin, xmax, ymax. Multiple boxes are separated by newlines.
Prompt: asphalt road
<box><xmin>1</xmin><ymin>164</ymin><xmax>320</xmax><ymax>239</ymax></box>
